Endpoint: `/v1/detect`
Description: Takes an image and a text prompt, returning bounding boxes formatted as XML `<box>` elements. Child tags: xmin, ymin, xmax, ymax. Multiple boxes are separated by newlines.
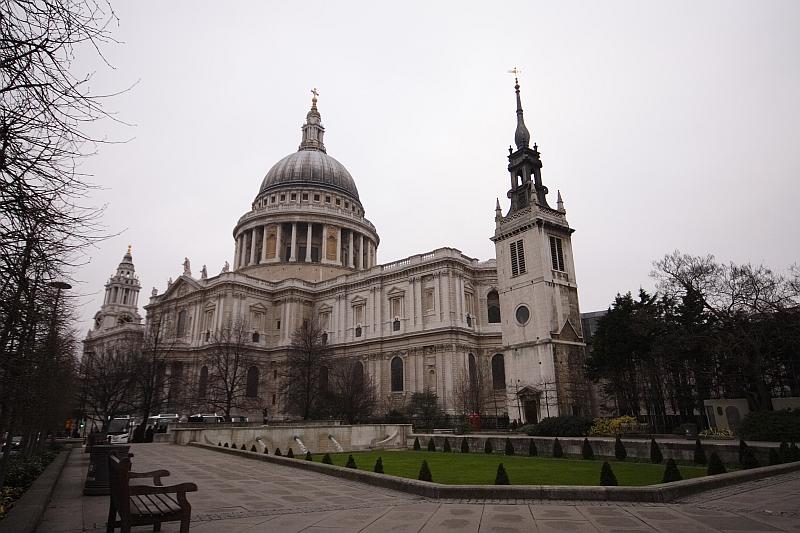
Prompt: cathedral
<box><xmin>83</xmin><ymin>80</ymin><xmax>589</xmax><ymax>424</ymax></box>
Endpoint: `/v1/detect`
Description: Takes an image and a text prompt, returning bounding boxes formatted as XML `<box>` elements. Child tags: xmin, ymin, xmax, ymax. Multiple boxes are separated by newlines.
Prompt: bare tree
<box><xmin>80</xmin><ymin>348</ymin><xmax>136</xmax><ymax>433</ymax></box>
<box><xmin>282</xmin><ymin>320</ymin><xmax>329</xmax><ymax>420</ymax></box>
<box><xmin>325</xmin><ymin>359</ymin><xmax>376</xmax><ymax>424</ymax></box>
<box><xmin>203</xmin><ymin>319</ymin><xmax>259</xmax><ymax>419</ymax></box>
<box><xmin>452</xmin><ymin>355</ymin><xmax>492</xmax><ymax>415</ymax></box>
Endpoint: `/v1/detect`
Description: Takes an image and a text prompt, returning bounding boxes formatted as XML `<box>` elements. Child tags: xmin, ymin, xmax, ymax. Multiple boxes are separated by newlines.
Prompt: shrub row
<box><xmin>739</xmin><ymin>409</ymin><xmax>800</xmax><ymax>442</ymax></box>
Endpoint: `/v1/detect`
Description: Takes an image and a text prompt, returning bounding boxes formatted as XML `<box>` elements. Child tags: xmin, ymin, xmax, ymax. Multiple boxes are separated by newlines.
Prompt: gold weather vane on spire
<box><xmin>508</xmin><ymin>67</ymin><xmax>522</xmax><ymax>84</ymax></box>
<box><xmin>127</xmin><ymin>244</ymin><xmax>132</xmax><ymax>254</ymax></box>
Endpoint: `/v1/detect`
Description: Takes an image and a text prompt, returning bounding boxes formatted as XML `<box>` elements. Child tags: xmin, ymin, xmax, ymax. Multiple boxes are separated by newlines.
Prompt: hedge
<box><xmin>524</xmin><ymin>415</ymin><xmax>593</xmax><ymax>437</ymax></box>
<box><xmin>738</xmin><ymin>409</ymin><xmax>800</xmax><ymax>442</ymax></box>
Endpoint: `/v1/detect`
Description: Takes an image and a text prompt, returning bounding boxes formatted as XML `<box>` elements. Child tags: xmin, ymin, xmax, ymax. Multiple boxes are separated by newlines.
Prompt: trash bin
<box><xmin>83</xmin><ymin>444</ymin><xmax>131</xmax><ymax>496</ymax></box>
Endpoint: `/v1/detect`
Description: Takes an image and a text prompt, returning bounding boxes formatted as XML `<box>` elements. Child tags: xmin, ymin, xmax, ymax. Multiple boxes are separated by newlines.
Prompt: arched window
<box><xmin>252</xmin><ymin>331</ymin><xmax>260</xmax><ymax>343</ymax></box>
<box><xmin>246</xmin><ymin>366</ymin><xmax>259</xmax><ymax>398</ymax></box>
<box><xmin>491</xmin><ymin>354</ymin><xmax>506</xmax><ymax>390</ymax></box>
<box><xmin>390</xmin><ymin>357</ymin><xmax>404</xmax><ymax>392</ymax></box>
<box><xmin>393</xmin><ymin>318</ymin><xmax>400</xmax><ymax>331</ymax></box>
<box><xmin>468</xmin><ymin>353</ymin><xmax>477</xmax><ymax>390</ymax></box>
<box><xmin>487</xmin><ymin>290</ymin><xmax>501</xmax><ymax>323</ymax></box>
<box><xmin>176</xmin><ymin>310</ymin><xmax>188</xmax><ymax>337</ymax></box>
<box><xmin>320</xmin><ymin>366</ymin><xmax>329</xmax><ymax>393</ymax></box>
<box><xmin>198</xmin><ymin>366</ymin><xmax>208</xmax><ymax>398</ymax></box>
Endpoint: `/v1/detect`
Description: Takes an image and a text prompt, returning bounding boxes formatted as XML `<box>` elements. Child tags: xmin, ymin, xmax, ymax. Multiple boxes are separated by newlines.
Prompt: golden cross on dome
<box><xmin>311</xmin><ymin>87</ymin><xmax>319</xmax><ymax>99</ymax></box>
<box><xmin>127</xmin><ymin>244</ymin><xmax>132</xmax><ymax>254</ymax></box>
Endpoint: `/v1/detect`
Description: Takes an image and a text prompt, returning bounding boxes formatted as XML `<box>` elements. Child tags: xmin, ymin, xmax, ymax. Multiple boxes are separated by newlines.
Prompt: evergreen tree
<box><xmin>241</xmin><ymin>444</ymin><xmax>247</xmax><ymax>451</ymax></box>
<box><xmin>251</xmin><ymin>445</ymin><xmax>257</xmax><ymax>452</ymax></box>
<box><xmin>495</xmin><ymin>463</ymin><xmax>510</xmax><ymax>485</ymax></box>
<box><xmin>345</xmin><ymin>455</ymin><xmax>357</xmax><ymax>469</ymax></box>
<box><xmin>528</xmin><ymin>439</ymin><xmax>538</xmax><ymax>456</ymax></box>
<box><xmin>741</xmin><ymin>447</ymin><xmax>759</xmax><ymax>469</ymax></box>
<box><xmin>263</xmin><ymin>446</ymin><xmax>269</xmax><ymax>454</ymax></box>
<box><xmin>322</xmin><ymin>453</ymin><xmax>332</xmax><ymax>464</ymax></box>
<box><xmin>505</xmin><ymin>438</ymin><xmax>515</xmax><ymax>456</ymax></box>
<box><xmin>778</xmin><ymin>441</ymin><xmax>790</xmax><ymax>463</ymax></box>
<box><xmin>461</xmin><ymin>438</ymin><xmax>470</xmax><ymax>453</ymax></box>
<box><xmin>443</xmin><ymin>437</ymin><xmax>452</xmax><ymax>452</ymax></box>
<box><xmin>650</xmin><ymin>439</ymin><xmax>663</xmax><ymax>464</ymax></box>
<box><xmin>791</xmin><ymin>443</ymin><xmax>800</xmax><ymax>461</ymax></box>
<box><xmin>232</xmin><ymin>442</ymin><xmax>237</xmax><ymax>449</ymax></box>
<box><xmin>418</xmin><ymin>459</ymin><xmax>432</xmax><ymax>482</ymax></box>
<box><xmin>427</xmin><ymin>438</ymin><xmax>436</xmax><ymax>452</ymax></box>
<box><xmin>485</xmin><ymin>439</ymin><xmax>494</xmax><ymax>454</ymax></box>
<box><xmin>707</xmin><ymin>452</ymin><xmax>726</xmax><ymax>475</ymax></box>
<box><xmin>224</xmin><ymin>442</ymin><xmax>229</xmax><ymax>447</ymax></box>
<box><xmin>413</xmin><ymin>437</ymin><xmax>421</xmax><ymax>450</ymax></box>
<box><xmin>374</xmin><ymin>457</ymin><xmax>384</xmax><ymax>473</ymax></box>
<box><xmin>662</xmin><ymin>458</ymin><xmax>682</xmax><ymax>483</ymax></box>
<box><xmin>552</xmin><ymin>438</ymin><xmax>563</xmax><ymax>458</ymax></box>
<box><xmin>600</xmin><ymin>461</ymin><xmax>618</xmax><ymax>486</ymax></box>
<box><xmin>274</xmin><ymin>447</ymin><xmax>282</xmax><ymax>456</ymax></box>
<box><xmin>305</xmin><ymin>451</ymin><xmax>313</xmax><ymax>461</ymax></box>
<box><xmin>769</xmin><ymin>448</ymin><xmax>781</xmax><ymax>466</ymax></box>
<box><xmin>693</xmin><ymin>439</ymin><xmax>706</xmax><ymax>465</ymax></box>
<box><xmin>287</xmin><ymin>448</ymin><xmax>294</xmax><ymax>458</ymax></box>
<box><xmin>582</xmin><ymin>438</ymin><xmax>595</xmax><ymax>460</ymax></box>
<box><xmin>218</xmin><ymin>441</ymin><xmax>221</xmax><ymax>446</ymax></box>
<box><xmin>738</xmin><ymin>440</ymin><xmax>748</xmax><ymax>465</ymax></box>
<box><xmin>614</xmin><ymin>436</ymin><xmax>627</xmax><ymax>461</ymax></box>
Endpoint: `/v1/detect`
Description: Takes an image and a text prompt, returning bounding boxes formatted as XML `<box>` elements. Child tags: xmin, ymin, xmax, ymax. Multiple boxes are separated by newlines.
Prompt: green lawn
<box><xmin>316</xmin><ymin>451</ymin><xmax>707</xmax><ymax>486</ymax></box>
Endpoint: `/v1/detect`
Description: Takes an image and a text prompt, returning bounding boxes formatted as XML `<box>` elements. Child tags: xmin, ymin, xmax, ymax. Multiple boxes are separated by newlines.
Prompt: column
<box><xmin>261</xmin><ymin>225</ymin><xmax>268</xmax><ymax>262</ymax></box>
<box><xmin>275</xmin><ymin>224</ymin><xmax>283</xmax><ymax>262</ymax></box>
<box><xmin>358</xmin><ymin>234</ymin><xmax>364</xmax><ymax>270</ymax></box>
<box><xmin>249</xmin><ymin>229</ymin><xmax>257</xmax><ymax>265</ymax></box>
<box><xmin>336</xmin><ymin>227</ymin><xmax>342</xmax><ymax>265</ymax></box>
<box><xmin>233</xmin><ymin>237</ymin><xmax>240</xmax><ymax>270</ymax></box>
<box><xmin>348</xmin><ymin>231</ymin><xmax>354</xmax><ymax>268</ymax></box>
<box><xmin>321</xmin><ymin>224</ymin><xmax>328</xmax><ymax>263</ymax></box>
<box><xmin>289</xmin><ymin>222</ymin><xmax>297</xmax><ymax>261</ymax></box>
<box><xmin>305</xmin><ymin>222</ymin><xmax>313</xmax><ymax>262</ymax></box>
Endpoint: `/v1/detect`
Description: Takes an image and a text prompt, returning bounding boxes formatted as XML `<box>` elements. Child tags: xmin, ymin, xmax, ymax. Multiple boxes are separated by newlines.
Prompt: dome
<box><xmin>259</xmin><ymin>150</ymin><xmax>360</xmax><ymax>201</ymax></box>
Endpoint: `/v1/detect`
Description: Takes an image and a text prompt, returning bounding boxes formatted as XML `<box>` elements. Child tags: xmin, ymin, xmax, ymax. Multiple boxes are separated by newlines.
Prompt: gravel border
<box><xmin>187</xmin><ymin>441</ymin><xmax>800</xmax><ymax>502</ymax></box>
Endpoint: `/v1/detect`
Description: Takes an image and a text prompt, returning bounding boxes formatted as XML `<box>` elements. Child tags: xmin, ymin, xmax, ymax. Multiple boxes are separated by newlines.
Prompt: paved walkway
<box><xmin>36</xmin><ymin>443</ymin><xmax>800</xmax><ymax>533</ymax></box>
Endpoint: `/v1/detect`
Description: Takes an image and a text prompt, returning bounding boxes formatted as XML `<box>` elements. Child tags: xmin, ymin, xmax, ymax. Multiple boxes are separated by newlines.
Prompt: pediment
<box><xmin>317</xmin><ymin>303</ymin><xmax>333</xmax><ymax>313</ymax></box>
<box><xmin>558</xmin><ymin>319</ymin><xmax>582</xmax><ymax>342</ymax></box>
<box><xmin>162</xmin><ymin>276</ymin><xmax>202</xmax><ymax>299</ymax></box>
<box><xmin>351</xmin><ymin>295</ymin><xmax>367</xmax><ymax>305</ymax></box>
<box><xmin>386</xmin><ymin>286</ymin><xmax>405</xmax><ymax>297</ymax></box>
<box><xmin>249</xmin><ymin>303</ymin><xmax>268</xmax><ymax>312</ymax></box>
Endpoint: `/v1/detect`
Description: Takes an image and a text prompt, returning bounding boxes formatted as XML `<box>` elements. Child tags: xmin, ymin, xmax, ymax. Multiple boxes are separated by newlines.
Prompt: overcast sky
<box><xmin>72</xmin><ymin>1</ymin><xmax>800</xmax><ymax>335</ymax></box>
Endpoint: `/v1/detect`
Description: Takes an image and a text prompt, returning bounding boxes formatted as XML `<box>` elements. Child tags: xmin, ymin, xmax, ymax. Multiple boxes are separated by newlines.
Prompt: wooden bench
<box><xmin>107</xmin><ymin>454</ymin><xmax>197</xmax><ymax>533</ymax></box>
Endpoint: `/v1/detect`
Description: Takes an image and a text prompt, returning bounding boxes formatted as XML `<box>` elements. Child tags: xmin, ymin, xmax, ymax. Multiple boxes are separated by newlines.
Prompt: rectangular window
<box><xmin>336</xmin><ymin>198</ymin><xmax>341</xmax><ymax>205</ymax></box>
<box><xmin>314</xmin><ymin>194</ymin><xmax>320</xmax><ymax>202</ymax></box>
<box><xmin>423</xmin><ymin>288</ymin><xmax>435</xmax><ymax>312</ymax></box>
<box><xmin>549</xmin><ymin>236</ymin><xmax>565</xmax><ymax>271</ymax></box>
<box><xmin>276</xmin><ymin>319</ymin><xmax>281</xmax><ymax>330</ymax></box>
<box><xmin>291</xmin><ymin>193</ymin><xmax>296</xmax><ymax>200</ymax></box>
<box><xmin>354</xmin><ymin>304</ymin><xmax>364</xmax><ymax>325</ymax></box>
<box><xmin>325</xmin><ymin>195</ymin><xmax>331</xmax><ymax>203</ymax></box>
<box><xmin>510</xmin><ymin>239</ymin><xmax>526</xmax><ymax>276</ymax></box>
<box><xmin>302</xmin><ymin>193</ymin><xmax>308</xmax><ymax>201</ymax></box>
<box><xmin>319</xmin><ymin>312</ymin><xmax>330</xmax><ymax>330</ymax></box>
<box><xmin>280</xmin><ymin>194</ymin><xmax>285</xmax><ymax>201</ymax></box>
<box><xmin>390</xmin><ymin>297</ymin><xmax>403</xmax><ymax>318</ymax></box>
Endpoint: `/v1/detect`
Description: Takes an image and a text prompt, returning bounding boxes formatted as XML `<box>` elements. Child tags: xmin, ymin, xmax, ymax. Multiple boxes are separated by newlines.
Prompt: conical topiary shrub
<box><xmin>600</xmin><ymin>461</ymin><xmax>618</xmax><ymax>486</ymax></box>
<box><xmin>552</xmin><ymin>438</ymin><xmax>563</xmax><ymax>458</ymax></box>
<box><xmin>790</xmin><ymin>443</ymin><xmax>800</xmax><ymax>462</ymax></box>
<box><xmin>418</xmin><ymin>459</ymin><xmax>432</xmax><ymax>482</ymax></box>
<box><xmin>263</xmin><ymin>446</ymin><xmax>269</xmax><ymax>454</ymax></box>
<box><xmin>305</xmin><ymin>451</ymin><xmax>313</xmax><ymax>461</ymax></box>
<box><xmin>693</xmin><ymin>439</ymin><xmax>707</xmax><ymax>465</ymax></box>
<box><xmin>582</xmin><ymin>438</ymin><xmax>594</xmax><ymax>460</ymax></box>
<box><xmin>427</xmin><ymin>438</ymin><xmax>436</xmax><ymax>452</ymax></box>
<box><xmin>528</xmin><ymin>439</ymin><xmax>538</xmax><ymax>456</ymax></box>
<box><xmin>413</xmin><ymin>437</ymin><xmax>421</xmax><ymax>451</ymax></box>
<box><xmin>322</xmin><ymin>453</ymin><xmax>332</xmax><ymax>464</ymax></box>
<box><xmin>231</xmin><ymin>442</ymin><xmax>237</xmax><ymax>449</ymax></box>
<box><xmin>251</xmin><ymin>445</ymin><xmax>257</xmax><ymax>452</ymax></box>
<box><xmin>485</xmin><ymin>439</ymin><xmax>494</xmax><ymax>454</ymax></box>
<box><xmin>224</xmin><ymin>442</ymin><xmax>229</xmax><ymax>448</ymax></box>
<box><xmin>769</xmin><ymin>448</ymin><xmax>781</xmax><ymax>466</ymax></box>
<box><xmin>218</xmin><ymin>441</ymin><xmax>221</xmax><ymax>446</ymax></box>
<box><xmin>662</xmin><ymin>458</ymin><xmax>682</xmax><ymax>483</ymax></box>
<box><xmin>779</xmin><ymin>441</ymin><xmax>790</xmax><ymax>463</ymax></box>
<box><xmin>707</xmin><ymin>452</ymin><xmax>726</xmax><ymax>475</ymax></box>
<box><xmin>345</xmin><ymin>455</ymin><xmax>357</xmax><ymax>469</ymax></box>
<box><xmin>287</xmin><ymin>448</ymin><xmax>294</xmax><ymax>458</ymax></box>
<box><xmin>240</xmin><ymin>444</ymin><xmax>246</xmax><ymax>451</ymax></box>
<box><xmin>495</xmin><ymin>463</ymin><xmax>510</xmax><ymax>485</ymax></box>
<box><xmin>443</xmin><ymin>437</ymin><xmax>452</xmax><ymax>452</ymax></box>
<box><xmin>505</xmin><ymin>438</ymin><xmax>515</xmax><ymax>456</ymax></box>
<box><xmin>274</xmin><ymin>447</ymin><xmax>282</xmax><ymax>456</ymax></box>
<box><xmin>461</xmin><ymin>438</ymin><xmax>470</xmax><ymax>453</ymax></box>
<box><xmin>650</xmin><ymin>439</ymin><xmax>663</xmax><ymax>464</ymax></box>
<box><xmin>741</xmin><ymin>447</ymin><xmax>759</xmax><ymax>469</ymax></box>
<box><xmin>374</xmin><ymin>457</ymin><xmax>384</xmax><ymax>473</ymax></box>
<box><xmin>614</xmin><ymin>436</ymin><xmax>627</xmax><ymax>461</ymax></box>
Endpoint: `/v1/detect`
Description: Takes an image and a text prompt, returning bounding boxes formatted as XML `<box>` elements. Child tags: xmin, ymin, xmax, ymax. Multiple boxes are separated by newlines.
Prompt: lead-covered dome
<box><xmin>260</xmin><ymin>150</ymin><xmax>359</xmax><ymax>200</ymax></box>
<box><xmin>258</xmin><ymin>93</ymin><xmax>360</xmax><ymax>201</ymax></box>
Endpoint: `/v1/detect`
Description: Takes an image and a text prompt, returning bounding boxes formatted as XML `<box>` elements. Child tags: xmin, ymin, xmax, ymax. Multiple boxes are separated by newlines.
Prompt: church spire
<box><xmin>298</xmin><ymin>87</ymin><xmax>326</xmax><ymax>153</ymax></box>
<box><xmin>512</xmin><ymin>72</ymin><xmax>530</xmax><ymax>150</ymax></box>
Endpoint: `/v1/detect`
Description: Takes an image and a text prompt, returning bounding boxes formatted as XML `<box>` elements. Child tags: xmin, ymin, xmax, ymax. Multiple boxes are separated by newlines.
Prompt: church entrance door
<box><xmin>523</xmin><ymin>400</ymin><xmax>538</xmax><ymax>424</ymax></box>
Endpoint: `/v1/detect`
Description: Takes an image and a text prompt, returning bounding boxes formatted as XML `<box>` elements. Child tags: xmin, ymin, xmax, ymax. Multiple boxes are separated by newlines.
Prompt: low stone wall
<box><xmin>410</xmin><ymin>434</ymin><xmax>776</xmax><ymax>465</ymax></box>
<box><xmin>172</xmin><ymin>423</ymin><xmax>411</xmax><ymax>453</ymax></box>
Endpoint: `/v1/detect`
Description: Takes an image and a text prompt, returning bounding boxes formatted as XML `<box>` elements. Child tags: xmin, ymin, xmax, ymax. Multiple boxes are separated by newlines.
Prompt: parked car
<box><xmin>107</xmin><ymin>416</ymin><xmax>135</xmax><ymax>444</ymax></box>
<box><xmin>147</xmin><ymin>413</ymin><xmax>180</xmax><ymax>432</ymax></box>
<box><xmin>188</xmin><ymin>413</ymin><xmax>225</xmax><ymax>424</ymax></box>
<box><xmin>227</xmin><ymin>416</ymin><xmax>248</xmax><ymax>424</ymax></box>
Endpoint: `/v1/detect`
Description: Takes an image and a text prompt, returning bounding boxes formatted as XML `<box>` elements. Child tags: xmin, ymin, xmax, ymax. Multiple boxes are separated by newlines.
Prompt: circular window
<box><xmin>515</xmin><ymin>305</ymin><xmax>530</xmax><ymax>325</ymax></box>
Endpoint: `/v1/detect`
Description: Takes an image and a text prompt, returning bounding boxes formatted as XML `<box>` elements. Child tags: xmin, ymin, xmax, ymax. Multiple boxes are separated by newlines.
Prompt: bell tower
<box><xmin>492</xmin><ymin>76</ymin><xmax>588</xmax><ymax>423</ymax></box>
<box><xmin>91</xmin><ymin>246</ymin><xmax>143</xmax><ymax>332</ymax></box>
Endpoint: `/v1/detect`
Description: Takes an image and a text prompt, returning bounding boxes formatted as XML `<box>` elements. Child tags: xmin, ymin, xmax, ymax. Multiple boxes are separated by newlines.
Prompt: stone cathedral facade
<box><xmin>84</xmin><ymin>83</ymin><xmax>589</xmax><ymax>423</ymax></box>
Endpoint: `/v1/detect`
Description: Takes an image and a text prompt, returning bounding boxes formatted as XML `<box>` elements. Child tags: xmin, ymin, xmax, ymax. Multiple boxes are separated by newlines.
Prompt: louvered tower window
<box><xmin>510</xmin><ymin>239</ymin><xmax>526</xmax><ymax>276</ymax></box>
<box><xmin>549</xmin><ymin>236</ymin><xmax>565</xmax><ymax>271</ymax></box>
